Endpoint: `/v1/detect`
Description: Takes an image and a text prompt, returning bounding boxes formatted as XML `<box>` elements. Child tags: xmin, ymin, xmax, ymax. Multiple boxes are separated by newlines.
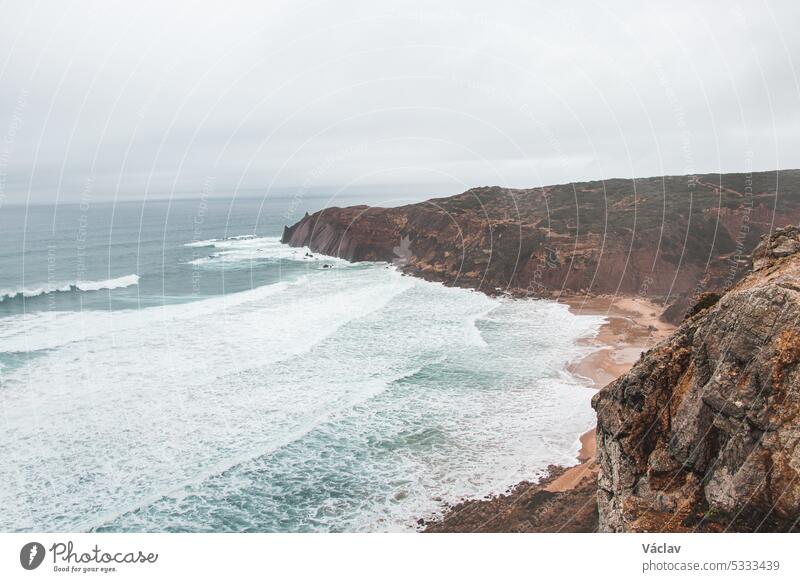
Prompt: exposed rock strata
<box><xmin>593</xmin><ymin>226</ymin><xmax>800</xmax><ymax>532</ymax></box>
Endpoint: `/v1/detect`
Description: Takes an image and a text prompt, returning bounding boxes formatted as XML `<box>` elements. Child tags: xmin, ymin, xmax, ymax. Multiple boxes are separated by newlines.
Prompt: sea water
<box><xmin>0</xmin><ymin>196</ymin><xmax>603</xmax><ymax>532</ymax></box>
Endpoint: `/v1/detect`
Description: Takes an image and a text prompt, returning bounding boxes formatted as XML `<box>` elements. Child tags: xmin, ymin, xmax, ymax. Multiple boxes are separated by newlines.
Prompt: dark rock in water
<box><xmin>322</xmin><ymin>263</ymin><xmax>332</xmax><ymax>269</ymax></box>
<box><xmin>593</xmin><ymin>226</ymin><xmax>800</xmax><ymax>532</ymax></box>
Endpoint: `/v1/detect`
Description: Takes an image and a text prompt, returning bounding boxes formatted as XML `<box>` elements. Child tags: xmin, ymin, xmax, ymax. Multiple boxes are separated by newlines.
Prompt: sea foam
<box><xmin>0</xmin><ymin>241</ymin><xmax>604</xmax><ymax>533</ymax></box>
<box><xmin>184</xmin><ymin>236</ymin><xmax>345</xmax><ymax>266</ymax></box>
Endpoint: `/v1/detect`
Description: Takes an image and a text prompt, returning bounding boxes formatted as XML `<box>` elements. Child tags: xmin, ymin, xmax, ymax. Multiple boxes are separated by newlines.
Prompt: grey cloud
<box><xmin>1</xmin><ymin>0</ymin><xmax>798</xmax><ymax>204</ymax></box>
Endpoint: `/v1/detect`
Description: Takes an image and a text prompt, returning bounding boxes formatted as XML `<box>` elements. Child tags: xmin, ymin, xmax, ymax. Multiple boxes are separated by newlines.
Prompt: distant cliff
<box><xmin>283</xmin><ymin>170</ymin><xmax>800</xmax><ymax>319</ymax></box>
<box><xmin>593</xmin><ymin>226</ymin><xmax>800</xmax><ymax>532</ymax></box>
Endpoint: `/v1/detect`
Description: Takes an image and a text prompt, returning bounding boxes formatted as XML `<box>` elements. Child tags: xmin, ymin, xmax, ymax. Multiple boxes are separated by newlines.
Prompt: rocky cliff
<box><xmin>283</xmin><ymin>171</ymin><xmax>800</xmax><ymax>319</ymax></box>
<box><xmin>593</xmin><ymin>226</ymin><xmax>800</xmax><ymax>532</ymax></box>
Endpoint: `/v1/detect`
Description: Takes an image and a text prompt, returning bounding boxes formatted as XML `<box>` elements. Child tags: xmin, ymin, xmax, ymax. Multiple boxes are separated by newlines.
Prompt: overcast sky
<box><xmin>1</xmin><ymin>0</ymin><xmax>798</xmax><ymax>204</ymax></box>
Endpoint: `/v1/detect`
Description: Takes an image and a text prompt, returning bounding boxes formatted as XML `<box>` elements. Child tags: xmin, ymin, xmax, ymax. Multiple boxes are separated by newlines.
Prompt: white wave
<box><xmin>184</xmin><ymin>236</ymin><xmax>345</xmax><ymax>267</ymax></box>
<box><xmin>0</xmin><ymin>266</ymin><xmax>418</xmax><ymax>531</ymax></box>
<box><xmin>0</xmin><ymin>274</ymin><xmax>139</xmax><ymax>302</ymax></box>
<box><xmin>75</xmin><ymin>274</ymin><xmax>140</xmax><ymax>292</ymax></box>
<box><xmin>0</xmin><ymin>264</ymin><xmax>606</xmax><ymax>533</ymax></box>
<box><xmin>463</xmin><ymin>304</ymin><xmax>498</xmax><ymax>347</ymax></box>
<box><xmin>184</xmin><ymin>234</ymin><xmax>257</xmax><ymax>248</ymax></box>
<box><xmin>0</xmin><ymin>277</ymin><xmax>295</xmax><ymax>353</ymax></box>
<box><xmin>106</xmin><ymin>286</ymin><xmax>604</xmax><ymax>533</ymax></box>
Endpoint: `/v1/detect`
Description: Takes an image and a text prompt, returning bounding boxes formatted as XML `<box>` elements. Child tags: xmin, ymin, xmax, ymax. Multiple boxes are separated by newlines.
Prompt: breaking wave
<box><xmin>0</xmin><ymin>274</ymin><xmax>140</xmax><ymax>303</ymax></box>
<box><xmin>184</xmin><ymin>235</ymin><xmax>345</xmax><ymax>266</ymax></box>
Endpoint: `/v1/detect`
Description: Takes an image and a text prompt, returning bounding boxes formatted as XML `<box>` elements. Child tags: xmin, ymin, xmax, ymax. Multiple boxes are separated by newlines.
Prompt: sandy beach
<box><xmin>545</xmin><ymin>295</ymin><xmax>675</xmax><ymax>493</ymax></box>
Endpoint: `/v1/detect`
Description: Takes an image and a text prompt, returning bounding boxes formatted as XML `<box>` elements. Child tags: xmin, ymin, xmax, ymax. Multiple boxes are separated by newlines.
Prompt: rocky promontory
<box><xmin>283</xmin><ymin>171</ymin><xmax>800</xmax><ymax>319</ymax></box>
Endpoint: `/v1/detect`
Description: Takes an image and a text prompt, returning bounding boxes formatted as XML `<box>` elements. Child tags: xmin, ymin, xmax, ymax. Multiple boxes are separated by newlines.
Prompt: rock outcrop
<box><xmin>593</xmin><ymin>226</ymin><xmax>800</xmax><ymax>532</ymax></box>
<box><xmin>422</xmin><ymin>465</ymin><xmax>598</xmax><ymax>533</ymax></box>
<box><xmin>282</xmin><ymin>207</ymin><xmax>401</xmax><ymax>263</ymax></box>
<box><xmin>283</xmin><ymin>171</ymin><xmax>800</xmax><ymax>314</ymax></box>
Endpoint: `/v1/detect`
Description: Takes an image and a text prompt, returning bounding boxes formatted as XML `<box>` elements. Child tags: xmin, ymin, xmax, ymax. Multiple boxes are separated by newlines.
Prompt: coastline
<box><xmin>422</xmin><ymin>294</ymin><xmax>674</xmax><ymax>532</ymax></box>
<box><xmin>546</xmin><ymin>295</ymin><xmax>674</xmax><ymax>494</ymax></box>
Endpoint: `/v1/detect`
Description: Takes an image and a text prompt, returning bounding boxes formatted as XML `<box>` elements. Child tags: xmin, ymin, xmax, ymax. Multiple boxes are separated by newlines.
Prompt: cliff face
<box><xmin>281</xmin><ymin>206</ymin><xmax>401</xmax><ymax>263</ymax></box>
<box><xmin>593</xmin><ymin>226</ymin><xmax>800</xmax><ymax>532</ymax></box>
<box><xmin>283</xmin><ymin>171</ymin><xmax>800</xmax><ymax>314</ymax></box>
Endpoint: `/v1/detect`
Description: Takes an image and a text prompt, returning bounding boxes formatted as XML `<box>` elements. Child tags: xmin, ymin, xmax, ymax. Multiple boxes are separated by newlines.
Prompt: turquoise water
<box><xmin>0</xmin><ymin>196</ymin><xmax>603</xmax><ymax>532</ymax></box>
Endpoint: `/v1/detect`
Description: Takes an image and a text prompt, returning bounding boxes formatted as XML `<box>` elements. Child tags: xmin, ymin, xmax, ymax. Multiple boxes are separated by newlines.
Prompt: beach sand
<box><xmin>545</xmin><ymin>295</ymin><xmax>674</xmax><ymax>493</ymax></box>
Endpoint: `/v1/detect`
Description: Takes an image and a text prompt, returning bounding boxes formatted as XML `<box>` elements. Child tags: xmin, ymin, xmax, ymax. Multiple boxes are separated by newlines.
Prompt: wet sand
<box><xmin>565</xmin><ymin>294</ymin><xmax>674</xmax><ymax>389</ymax></box>
<box><xmin>545</xmin><ymin>295</ymin><xmax>674</xmax><ymax>493</ymax></box>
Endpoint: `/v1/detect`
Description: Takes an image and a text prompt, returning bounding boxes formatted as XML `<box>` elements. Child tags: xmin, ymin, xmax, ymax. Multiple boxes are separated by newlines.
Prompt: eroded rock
<box><xmin>593</xmin><ymin>226</ymin><xmax>800</xmax><ymax>532</ymax></box>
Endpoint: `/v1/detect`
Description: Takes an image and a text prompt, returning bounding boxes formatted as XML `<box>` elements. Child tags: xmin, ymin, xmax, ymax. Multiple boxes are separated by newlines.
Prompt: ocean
<box><xmin>0</xmin><ymin>195</ymin><xmax>603</xmax><ymax>532</ymax></box>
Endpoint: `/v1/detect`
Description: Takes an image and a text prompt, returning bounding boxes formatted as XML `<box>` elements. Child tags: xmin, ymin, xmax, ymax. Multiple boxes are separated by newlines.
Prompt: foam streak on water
<box><xmin>0</xmin><ymin>238</ymin><xmax>604</xmax><ymax>533</ymax></box>
<box><xmin>183</xmin><ymin>236</ymin><xmax>346</xmax><ymax>267</ymax></box>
